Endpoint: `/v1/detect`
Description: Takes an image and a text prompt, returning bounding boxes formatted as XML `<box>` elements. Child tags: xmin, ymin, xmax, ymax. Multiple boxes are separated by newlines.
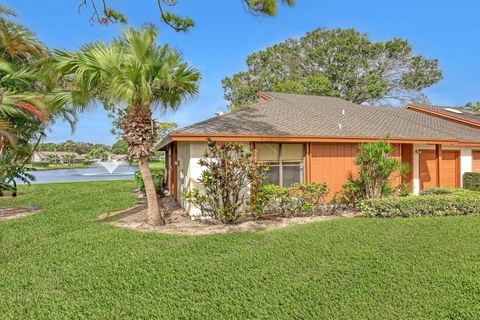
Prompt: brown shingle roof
<box><xmin>171</xmin><ymin>92</ymin><xmax>480</xmax><ymax>143</ymax></box>
<box><xmin>406</xmin><ymin>104</ymin><xmax>480</xmax><ymax>126</ymax></box>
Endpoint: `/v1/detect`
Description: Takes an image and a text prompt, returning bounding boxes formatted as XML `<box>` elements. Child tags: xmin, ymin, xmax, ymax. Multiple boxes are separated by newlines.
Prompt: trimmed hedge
<box><xmin>464</xmin><ymin>172</ymin><xmax>480</xmax><ymax>192</ymax></box>
<box><xmin>360</xmin><ymin>191</ymin><xmax>480</xmax><ymax>218</ymax></box>
<box><xmin>419</xmin><ymin>187</ymin><xmax>461</xmax><ymax>196</ymax></box>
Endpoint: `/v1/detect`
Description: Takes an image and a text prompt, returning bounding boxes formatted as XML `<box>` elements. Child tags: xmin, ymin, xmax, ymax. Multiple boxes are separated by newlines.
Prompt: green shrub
<box><xmin>338</xmin><ymin>140</ymin><xmax>410</xmax><ymax>206</ymax></box>
<box><xmin>419</xmin><ymin>187</ymin><xmax>464</xmax><ymax>196</ymax></box>
<box><xmin>360</xmin><ymin>192</ymin><xmax>480</xmax><ymax>218</ymax></box>
<box><xmin>338</xmin><ymin>176</ymin><xmax>364</xmax><ymax>207</ymax></box>
<box><xmin>134</xmin><ymin>169</ymin><xmax>165</xmax><ymax>196</ymax></box>
<box><xmin>30</xmin><ymin>161</ymin><xmax>51</xmax><ymax>167</ymax></box>
<box><xmin>291</xmin><ymin>182</ymin><xmax>329</xmax><ymax>214</ymax></box>
<box><xmin>251</xmin><ymin>184</ymin><xmax>282</xmax><ymax>216</ymax></box>
<box><xmin>252</xmin><ymin>182</ymin><xmax>329</xmax><ymax>217</ymax></box>
<box><xmin>464</xmin><ymin>172</ymin><xmax>480</xmax><ymax>192</ymax></box>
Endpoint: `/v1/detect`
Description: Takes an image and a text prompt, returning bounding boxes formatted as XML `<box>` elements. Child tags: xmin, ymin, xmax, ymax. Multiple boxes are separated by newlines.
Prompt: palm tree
<box><xmin>56</xmin><ymin>25</ymin><xmax>200</xmax><ymax>225</ymax></box>
<box><xmin>0</xmin><ymin>6</ymin><xmax>80</xmax><ymax>195</ymax></box>
<box><xmin>0</xmin><ymin>5</ymin><xmax>46</xmax><ymax>63</ymax></box>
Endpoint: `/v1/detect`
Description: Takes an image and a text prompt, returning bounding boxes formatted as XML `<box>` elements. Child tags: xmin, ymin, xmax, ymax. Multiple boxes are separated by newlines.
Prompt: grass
<box><xmin>132</xmin><ymin>160</ymin><xmax>165</xmax><ymax>169</ymax></box>
<box><xmin>0</xmin><ymin>181</ymin><xmax>479</xmax><ymax>319</ymax></box>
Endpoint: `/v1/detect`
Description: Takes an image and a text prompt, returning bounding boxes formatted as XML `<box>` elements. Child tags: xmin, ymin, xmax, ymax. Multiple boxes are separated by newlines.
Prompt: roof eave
<box><xmin>161</xmin><ymin>133</ymin><xmax>477</xmax><ymax>146</ymax></box>
<box><xmin>405</xmin><ymin>104</ymin><xmax>480</xmax><ymax>129</ymax></box>
<box><xmin>157</xmin><ymin>135</ymin><xmax>173</xmax><ymax>150</ymax></box>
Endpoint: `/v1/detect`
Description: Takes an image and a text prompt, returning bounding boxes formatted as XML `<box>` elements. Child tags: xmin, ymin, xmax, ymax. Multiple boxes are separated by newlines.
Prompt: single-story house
<box><xmin>32</xmin><ymin>151</ymin><xmax>85</xmax><ymax>163</ymax></box>
<box><xmin>105</xmin><ymin>152</ymin><xmax>127</xmax><ymax>161</ymax></box>
<box><xmin>159</xmin><ymin>92</ymin><xmax>480</xmax><ymax>218</ymax></box>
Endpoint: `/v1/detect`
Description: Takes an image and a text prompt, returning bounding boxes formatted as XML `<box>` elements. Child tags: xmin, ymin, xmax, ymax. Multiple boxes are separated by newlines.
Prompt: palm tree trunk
<box><xmin>121</xmin><ymin>107</ymin><xmax>163</xmax><ymax>226</ymax></box>
<box><xmin>138</xmin><ymin>155</ymin><xmax>165</xmax><ymax>225</ymax></box>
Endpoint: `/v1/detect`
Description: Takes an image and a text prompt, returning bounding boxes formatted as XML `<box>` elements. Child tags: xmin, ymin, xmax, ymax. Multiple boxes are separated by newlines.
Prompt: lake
<box><xmin>25</xmin><ymin>165</ymin><xmax>138</xmax><ymax>184</ymax></box>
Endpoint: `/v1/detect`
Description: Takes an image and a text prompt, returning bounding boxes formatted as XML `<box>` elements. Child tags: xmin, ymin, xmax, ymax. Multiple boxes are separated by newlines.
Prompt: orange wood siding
<box><xmin>310</xmin><ymin>143</ymin><xmax>403</xmax><ymax>197</ymax></box>
<box><xmin>401</xmin><ymin>143</ymin><xmax>414</xmax><ymax>188</ymax></box>
<box><xmin>473</xmin><ymin>151</ymin><xmax>480</xmax><ymax>173</ymax></box>
<box><xmin>419</xmin><ymin>149</ymin><xmax>460</xmax><ymax>190</ymax></box>
<box><xmin>390</xmin><ymin>144</ymin><xmax>402</xmax><ymax>186</ymax></box>
<box><xmin>310</xmin><ymin>143</ymin><xmax>358</xmax><ymax>197</ymax></box>
<box><xmin>419</xmin><ymin>150</ymin><xmax>437</xmax><ymax>190</ymax></box>
<box><xmin>440</xmin><ymin>150</ymin><xmax>460</xmax><ymax>188</ymax></box>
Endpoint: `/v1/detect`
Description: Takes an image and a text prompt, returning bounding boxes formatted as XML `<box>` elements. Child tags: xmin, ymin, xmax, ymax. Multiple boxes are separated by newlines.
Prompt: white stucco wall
<box><xmin>174</xmin><ymin>142</ymin><xmax>208</xmax><ymax>218</ymax></box>
<box><xmin>412</xmin><ymin>144</ymin><xmax>473</xmax><ymax>194</ymax></box>
<box><xmin>174</xmin><ymin>141</ymin><xmax>252</xmax><ymax>219</ymax></box>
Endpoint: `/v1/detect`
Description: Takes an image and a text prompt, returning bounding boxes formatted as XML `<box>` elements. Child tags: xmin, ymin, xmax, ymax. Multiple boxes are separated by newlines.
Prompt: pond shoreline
<box><xmin>24</xmin><ymin>165</ymin><xmax>138</xmax><ymax>184</ymax></box>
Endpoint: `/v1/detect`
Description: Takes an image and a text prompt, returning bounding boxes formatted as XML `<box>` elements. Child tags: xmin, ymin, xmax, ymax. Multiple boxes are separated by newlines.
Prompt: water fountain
<box><xmin>79</xmin><ymin>160</ymin><xmax>135</xmax><ymax>177</ymax></box>
<box><xmin>99</xmin><ymin>159</ymin><xmax>125</xmax><ymax>174</ymax></box>
<box><xmin>25</xmin><ymin>159</ymin><xmax>137</xmax><ymax>184</ymax></box>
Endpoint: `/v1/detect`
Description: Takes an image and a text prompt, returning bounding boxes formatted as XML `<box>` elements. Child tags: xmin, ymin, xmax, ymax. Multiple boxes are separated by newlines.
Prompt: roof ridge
<box><xmin>174</xmin><ymin>100</ymin><xmax>272</xmax><ymax>134</ymax></box>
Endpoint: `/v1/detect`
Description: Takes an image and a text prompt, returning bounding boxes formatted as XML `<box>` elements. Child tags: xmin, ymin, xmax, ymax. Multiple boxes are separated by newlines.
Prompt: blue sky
<box><xmin>5</xmin><ymin>0</ymin><xmax>480</xmax><ymax>145</ymax></box>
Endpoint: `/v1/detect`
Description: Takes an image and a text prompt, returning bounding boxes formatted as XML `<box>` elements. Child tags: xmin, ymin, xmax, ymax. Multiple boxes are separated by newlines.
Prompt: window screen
<box><xmin>256</xmin><ymin>143</ymin><xmax>304</xmax><ymax>186</ymax></box>
<box><xmin>256</xmin><ymin>143</ymin><xmax>279</xmax><ymax>161</ymax></box>
<box><xmin>282</xmin><ymin>162</ymin><xmax>302</xmax><ymax>186</ymax></box>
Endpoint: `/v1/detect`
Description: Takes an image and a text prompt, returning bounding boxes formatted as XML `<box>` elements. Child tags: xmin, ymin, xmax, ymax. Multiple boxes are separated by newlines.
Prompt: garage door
<box><xmin>473</xmin><ymin>151</ymin><xmax>480</xmax><ymax>173</ymax></box>
<box><xmin>419</xmin><ymin>150</ymin><xmax>460</xmax><ymax>190</ymax></box>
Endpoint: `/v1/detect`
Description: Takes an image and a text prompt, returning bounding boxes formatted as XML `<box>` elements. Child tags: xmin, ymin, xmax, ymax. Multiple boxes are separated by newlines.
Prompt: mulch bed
<box><xmin>100</xmin><ymin>190</ymin><xmax>361</xmax><ymax>235</ymax></box>
<box><xmin>0</xmin><ymin>206</ymin><xmax>42</xmax><ymax>221</ymax></box>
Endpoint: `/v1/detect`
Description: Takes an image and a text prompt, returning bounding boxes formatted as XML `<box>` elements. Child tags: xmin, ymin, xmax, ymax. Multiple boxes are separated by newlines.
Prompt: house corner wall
<box><xmin>175</xmin><ymin>141</ymin><xmax>208</xmax><ymax>218</ymax></box>
<box><xmin>174</xmin><ymin>141</ymin><xmax>253</xmax><ymax>219</ymax></box>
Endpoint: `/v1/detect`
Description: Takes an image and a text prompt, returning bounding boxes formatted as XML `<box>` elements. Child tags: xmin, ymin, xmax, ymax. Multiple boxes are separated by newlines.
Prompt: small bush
<box><xmin>251</xmin><ymin>184</ymin><xmax>281</xmax><ymax>216</ymax></box>
<box><xmin>291</xmin><ymin>182</ymin><xmax>329</xmax><ymax>214</ymax></box>
<box><xmin>30</xmin><ymin>161</ymin><xmax>51</xmax><ymax>167</ymax></box>
<box><xmin>134</xmin><ymin>169</ymin><xmax>165</xmax><ymax>196</ymax></box>
<box><xmin>338</xmin><ymin>140</ymin><xmax>410</xmax><ymax>206</ymax></box>
<box><xmin>252</xmin><ymin>183</ymin><xmax>329</xmax><ymax>217</ymax></box>
<box><xmin>338</xmin><ymin>175</ymin><xmax>365</xmax><ymax>207</ymax></box>
<box><xmin>360</xmin><ymin>191</ymin><xmax>480</xmax><ymax>218</ymax></box>
<box><xmin>464</xmin><ymin>172</ymin><xmax>480</xmax><ymax>192</ymax></box>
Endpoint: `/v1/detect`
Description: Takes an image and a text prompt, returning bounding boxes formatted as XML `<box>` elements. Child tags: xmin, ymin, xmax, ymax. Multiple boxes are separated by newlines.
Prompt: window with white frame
<box><xmin>256</xmin><ymin>143</ymin><xmax>304</xmax><ymax>186</ymax></box>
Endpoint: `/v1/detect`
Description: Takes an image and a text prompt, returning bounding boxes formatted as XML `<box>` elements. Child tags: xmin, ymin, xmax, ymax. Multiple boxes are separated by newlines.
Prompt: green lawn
<box><xmin>132</xmin><ymin>160</ymin><xmax>165</xmax><ymax>169</ymax></box>
<box><xmin>0</xmin><ymin>181</ymin><xmax>479</xmax><ymax>319</ymax></box>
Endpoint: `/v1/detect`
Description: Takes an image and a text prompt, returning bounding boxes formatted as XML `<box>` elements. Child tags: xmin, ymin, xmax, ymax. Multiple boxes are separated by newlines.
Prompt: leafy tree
<box><xmin>62</xmin><ymin>140</ymin><xmax>76</xmax><ymax>153</ymax></box>
<box><xmin>78</xmin><ymin>0</ymin><xmax>295</xmax><ymax>31</ymax></box>
<box><xmin>111</xmin><ymin>139</ymin><xmax>128</xmax><ymax>154</ymax></box>
<box><xmin>37</xmin><ymin>141</ymin><xmax>110</xmax><ymax>154</ymax></box>
<box><xmin>56</xmin><ymin>25</ymin><xmax>201</xmax><ymax>225</ymax></box>
<box><xmin>466</xmin><ymin>102</ymin><xmax>480</xmax><ymax>112</ymax></box>
<box><xmin>223</xmin><ymin>28</ymin><xmax>442</xmax><ymax>110</ymax></box>
<box><xmin>88</xmin><ymin>146</ymin><xmax>108</xmax><ymax>160</ymax></box>
<box><xmin>63</xmin><ymin>153</ymin><xmax>76</xmax><ymax>165</ymax></box>
<box><xmin>37</xmin><ymin>142</ymin><xmax>56</xmax><ymax>151</ymax></box>
<box><xmin>157</xmin><ymin>121</ymin><xmax>177</xmax><ymax>141</ymax></box>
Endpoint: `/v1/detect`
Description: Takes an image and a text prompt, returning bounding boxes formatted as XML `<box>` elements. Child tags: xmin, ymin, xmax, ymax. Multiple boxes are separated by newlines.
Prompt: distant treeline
<box><xmin>37</xmin><ymin>140</ymin><xmax>128</xmax><ymax>155</ymax></box>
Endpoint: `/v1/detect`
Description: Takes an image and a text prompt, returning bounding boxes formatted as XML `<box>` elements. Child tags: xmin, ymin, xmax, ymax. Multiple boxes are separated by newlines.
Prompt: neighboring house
<box><xmin>105</xmin><ymin>152</ymin><xmax>127</xmax><ymax>161</ymax></box>
<box><xmin>32</xmin><ymin>151</ymin><xmax>85</xmax><ymax>163</ymax></box>
<box><xmin>159</xmin><ymin>92</ymin><xmax>480</xmax><ymax>218</ymax></box>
